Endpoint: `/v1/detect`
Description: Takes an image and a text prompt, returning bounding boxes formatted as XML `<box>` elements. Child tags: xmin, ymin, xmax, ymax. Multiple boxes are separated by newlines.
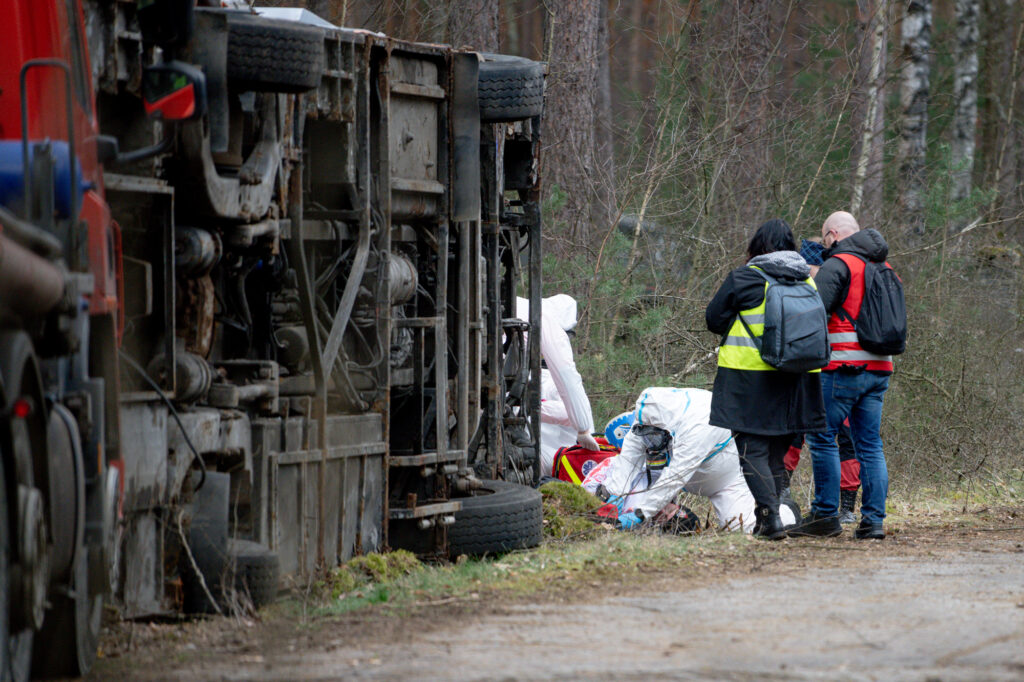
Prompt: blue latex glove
<box><xmin>618</xmin><ymin>510</ymin><xmax>644</xmax><ymax>530</ymax></box>
<box><xmin>596</xmin><ymin>485</ymin><xmax>626</xmax><ymax>513</ymax></box>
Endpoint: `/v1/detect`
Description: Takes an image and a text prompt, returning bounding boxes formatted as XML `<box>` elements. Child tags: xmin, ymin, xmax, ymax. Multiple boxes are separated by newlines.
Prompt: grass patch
<box><xmin>292</xmin><ymin>477</ymin><xmax>1024</xmax><ymax>622</ymax></box>
<box><xmin>307</xmin><ymin>529</ymin><xmax>763</xmax><ymax>619</ymax></box>
<box><xmin>316</xmin><ymin>550</ymin><xmax>423</xmax><ymax>603</ymax></box>
<box><xmin>539</xmin><ymin>481</ymin><xmax>607</xmax><ymax>539</ymax></box>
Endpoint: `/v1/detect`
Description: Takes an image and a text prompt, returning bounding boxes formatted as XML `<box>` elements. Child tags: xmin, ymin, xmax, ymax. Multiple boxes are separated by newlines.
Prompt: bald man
<box><xmin>790</xmin><ymin>211</ymin><xmax>894</xmax><ymax>540</ymax></box>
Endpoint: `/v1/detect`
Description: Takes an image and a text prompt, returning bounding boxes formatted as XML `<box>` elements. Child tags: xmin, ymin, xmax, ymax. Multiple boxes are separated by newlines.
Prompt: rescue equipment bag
<box><xmin>552</xmin><ymin>439</ymin><xmax>618</xmax><ymax>485</ymax></box>
<box><xmin>739</xmin><ymin>269</ymin><xmax>830</xmax><ymax>372</ymax></box>
<box><xmin>838</xmin><ymin>257</ymin><xmax>907</xmax><ymax>356</ymax></box>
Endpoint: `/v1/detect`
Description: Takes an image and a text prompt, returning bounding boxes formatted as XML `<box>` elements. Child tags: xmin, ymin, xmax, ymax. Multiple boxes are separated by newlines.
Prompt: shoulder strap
<box><xmin>734</xmin><ymin>266</ymin><xmax>769</xmax><ymax>351</ymax></box>
<box><xmin>736</xmin><ymin>313</ymin><xmax>763</xmax><ymax>352</ymax></box>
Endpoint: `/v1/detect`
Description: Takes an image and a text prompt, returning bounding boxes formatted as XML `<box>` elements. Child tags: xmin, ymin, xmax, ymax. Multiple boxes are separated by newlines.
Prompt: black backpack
<box><xmin>838</xmin><ymin>256</ymin><xmax>907</xmax><ymax>356</ymax></box>
<box><xmin>739</xmin><ymin>268</ymin><xmax>831</xmax><ymax>373</ymax></box>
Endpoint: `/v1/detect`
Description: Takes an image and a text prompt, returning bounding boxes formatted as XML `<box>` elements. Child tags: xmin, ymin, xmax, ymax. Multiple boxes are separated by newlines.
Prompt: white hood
<box><xmin>516</xmin><ymin>295</ymin><xmax>594</xmax><ymax>435</ymax></box>
<box><xmin>516</xmin><ymin>295</ymin><xmax>578</xmax><ymax>332</ymax></box>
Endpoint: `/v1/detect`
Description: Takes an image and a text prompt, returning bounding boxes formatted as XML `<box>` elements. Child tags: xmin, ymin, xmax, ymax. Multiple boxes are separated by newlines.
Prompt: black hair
<box><xmin>747</xmin><ymin>218</ymin><xmax>796</xmax><ymax>260</ymax></box>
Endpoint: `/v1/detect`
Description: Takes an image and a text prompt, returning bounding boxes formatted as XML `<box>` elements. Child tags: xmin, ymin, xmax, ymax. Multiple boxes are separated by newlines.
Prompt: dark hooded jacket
<box><xmin>705</xmin><ymin>250</ymin><xmax>826</xmax><ymax>436</ymax></box>
<box><xmin>814</xmin><ymin>228</ymin><xmax>889</xmax><ymax>314</ymax></box>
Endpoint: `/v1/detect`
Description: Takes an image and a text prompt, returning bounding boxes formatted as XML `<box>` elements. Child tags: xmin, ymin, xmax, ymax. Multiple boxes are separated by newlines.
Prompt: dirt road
<box><xmin>94</xmin><ymin>516</ymin><xmax>1024</xmax><ymax>681</ymax></box>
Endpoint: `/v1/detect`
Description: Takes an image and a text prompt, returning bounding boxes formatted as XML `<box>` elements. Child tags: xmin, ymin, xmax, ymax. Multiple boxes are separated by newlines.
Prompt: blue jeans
<box><xmin>806</xmin><ymin>371</ymin><xmax>890</xmax><ymax>525</ymax></box>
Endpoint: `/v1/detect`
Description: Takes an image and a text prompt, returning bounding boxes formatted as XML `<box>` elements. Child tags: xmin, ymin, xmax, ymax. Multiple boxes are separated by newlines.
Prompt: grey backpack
<box><xmin>739</xmin><ymin>268</ymin><xmax>830</xmax><ymax>372</ymax></box>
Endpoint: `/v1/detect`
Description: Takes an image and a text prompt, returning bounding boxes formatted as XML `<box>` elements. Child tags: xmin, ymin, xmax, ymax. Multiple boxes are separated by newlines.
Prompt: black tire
<box><xmin>477</xmin><ymin>54</ymin><xmax>545</xmax><ymax>122</ymax></box>
<box><xmin>31</xmin><ymin>553</ymin><xmax>101</xmax><ymax>678</ymax></box>
<box><xmin>1</xmin><ymin>448</ymin><xmax>31</xmax><ymax>682</ymax></box>
<box><xmin>0</xmin><ymin>338</ymin><xmax>36</xmax><ymax>682</ymax></box>
<box><xmin>226</xmin><ymin>12</ymin><xmax>325</xmax><ymax>93</ymax></box>
<box><xmin>226</xmin><ymin>540</ymin><xmax>279</xmax><ymax>609</ymax></box>
<box><xmin>181</xmin><ymin>538</ymin><xmax>279</xmax><ymax>614</ymax></box>
<box><xmin>448</xmin><ymin>480</ymin><xmax>542</xmax><ymax>557</ymax></box>
<box><xmin>181</xmin><ymin>474</ymin><xmax>230</xmax><ymax>615</ymax></box>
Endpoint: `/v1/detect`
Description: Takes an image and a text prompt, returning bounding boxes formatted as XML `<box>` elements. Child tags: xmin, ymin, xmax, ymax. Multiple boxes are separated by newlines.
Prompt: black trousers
<box><xmin>733</xmin><ymin>432</ymin><xmax>794</xmax><ymax>509</ymax></box>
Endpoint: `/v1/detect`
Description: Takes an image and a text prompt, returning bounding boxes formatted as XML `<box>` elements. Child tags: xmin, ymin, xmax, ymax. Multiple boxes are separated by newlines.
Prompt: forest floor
<box><xmin>91</xmin><ymin>487</ymin><xmax>1024</xmax><ymax>681</ymax></box>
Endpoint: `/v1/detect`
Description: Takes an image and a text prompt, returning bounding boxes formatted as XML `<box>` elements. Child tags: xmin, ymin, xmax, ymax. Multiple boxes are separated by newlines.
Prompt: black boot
<box><xmin>753</xmin><ymin>505</ymin><xmax>786</xmax><ymax>541</ymax></box>
<box><xmin>778</xmin><ymin>469</ymin><xmax>793</xmax><ymax>504</ymax></box>
<box><xmin>839</xmin><ymin>489</ymin><xmax>857</xmax><ymax>525</ymax></box>
<box><xmin>788</xmin><ymin>511</ymin><xmax>842</xmax><ymax>538</ymax></box>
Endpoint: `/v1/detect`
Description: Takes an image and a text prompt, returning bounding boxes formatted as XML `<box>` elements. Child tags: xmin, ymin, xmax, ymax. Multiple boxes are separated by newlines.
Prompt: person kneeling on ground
<box><xmin>582</xmin><ymin>387</ymin><xmax>762</xmax><ymax>534</ymax></box>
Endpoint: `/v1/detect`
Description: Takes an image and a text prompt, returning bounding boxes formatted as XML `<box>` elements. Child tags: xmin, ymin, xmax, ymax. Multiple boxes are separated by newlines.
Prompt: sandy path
<box><xmin>159</xmin><ymin>539</ymin><xmax>1024</xmax><ymax>681</ymax></box>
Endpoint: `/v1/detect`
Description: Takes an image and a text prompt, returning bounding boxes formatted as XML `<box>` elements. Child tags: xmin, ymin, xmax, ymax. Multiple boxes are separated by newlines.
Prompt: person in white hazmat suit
<box><xmin>516</xmin><ymin>295</ymin><xmax>599</xmax><ymax>476</ymax></box>
<box><xmin>583</xmin><ymin>387</ymin><xmax>762</xmax><ymax>533</ymax></box>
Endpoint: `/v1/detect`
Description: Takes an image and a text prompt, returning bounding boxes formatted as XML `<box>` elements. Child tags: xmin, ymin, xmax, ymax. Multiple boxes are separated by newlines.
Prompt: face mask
<box><xmin>633</xmin><ymin>423</ymin><xmax>673</xmax><ymax>470</ymax></box>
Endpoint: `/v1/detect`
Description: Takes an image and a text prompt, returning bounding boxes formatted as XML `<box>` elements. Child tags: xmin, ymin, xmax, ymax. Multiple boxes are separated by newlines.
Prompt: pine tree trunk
<box><xmin>448</xmin><ymin>0</ymin><xmax>499</xmax><ymax>51</ymax></box>
<box><xmin>851</xmin><ymin>0</ymin><xmax>888</xmax><ymax>227</ymax></box>
<box><xmin>543</xmin><ymin>0</ymin><xmax>601</xmax><ymax>249</ymax></box>
<box><xmin>897</xmin><ymin>0</ymin><xmax>932</xmax><ymax>237</ymax></box>
<box><xmin>951</xmin><ymin>0</ymin><xmax>980</xmax><ymax>205</ymax></box>
<box><xmin>306</xmin><ymin>0</ymin><xmax>332</xmax><ymax>21</ymax></box>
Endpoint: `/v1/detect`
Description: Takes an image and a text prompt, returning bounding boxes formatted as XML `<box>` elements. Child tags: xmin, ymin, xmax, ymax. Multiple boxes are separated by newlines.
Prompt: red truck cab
<box><xmin>0</xmin><ymin>0</ymin><xmax>119</xmax><ymax>320</ymax></box>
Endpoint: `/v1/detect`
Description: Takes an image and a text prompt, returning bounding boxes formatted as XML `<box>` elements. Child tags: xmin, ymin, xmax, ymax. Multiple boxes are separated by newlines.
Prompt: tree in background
<box><xmin>541</xmin><ymin>0</ymin><xmax>601</xmax><ymax>251</ymax></box>
<box><xmin>850</xmin><ymin>0</ymin><xmax>888</xmax><ymax>227</ymax></box>
<box><xmin>719</xmin><ymin>0</ymin><xmax>772</xmax><ymax>227</ymax></box>
<box><xmin>979</xmin><ymin>0</ymin><xmax>1024</xmax><ymax>233</ymax></box>
<box><xmin>448</xmin><ymin>0</ymin><xmax>499</xmax><ymax>51</ymax></box>
<box><xmin>951</xmin><ymin>0</ymin><xmax>979</xmax><ymax>205</ymax></box>
<box><xmin>594</xmin><ymin>0</ymin><xmax>616</xmax><ymax>237</ymax></box>
<box><xmin>897</xmin><ymin>0</ymin><xmax>932</xmax><ymax>237</ymax></box>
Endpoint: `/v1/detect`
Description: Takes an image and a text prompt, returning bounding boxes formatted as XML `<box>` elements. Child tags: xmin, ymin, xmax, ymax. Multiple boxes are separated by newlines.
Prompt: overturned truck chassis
<box><xmin>94</xmin><ymin>5</ymin><xmax>543</xmax><ymax>617</ymax></box>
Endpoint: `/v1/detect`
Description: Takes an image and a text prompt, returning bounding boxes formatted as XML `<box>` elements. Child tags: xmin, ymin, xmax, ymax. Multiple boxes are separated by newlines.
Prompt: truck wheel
<box><xmin>227</xmin><ymin>540</ymin><xmax>280</xmax><ymax>608</ymax></box>
<box><xmin>226</xmin><ymin>13</ymin><xmax>325</xmax><ymax>93</ymax></box>
<box><xmin>448</xmin><ymin>480</ymin><xmax>542</xmax><ymax>557</ymax></box>
<box><xmin>180</xmin><ymin>473</ymin><xmax>230</xmax><ymax>615</ymax></box>
<box><xmin>30</xmin><ymin>552</ymin><xmax>101</xmax><ymax>678</ymax></box>
<box><xmin>0</xmin><ymin>453</ymin><xmax>31</xmax><ymax>682</ymax></box>
<box><xmin>477</xmin><ymin>54</ymin><xmax>545</xmax><ymax>122</ymax></box>
<box><xmin>181</xmin><ymin>539</ymin><xmax>280</xmax><ymax>613</ymax></box>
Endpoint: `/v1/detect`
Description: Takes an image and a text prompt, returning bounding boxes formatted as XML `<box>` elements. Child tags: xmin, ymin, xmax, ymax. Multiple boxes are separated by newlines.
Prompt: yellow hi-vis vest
<box><xmin>717</xmin><ymin>266</ymin><xmax>821</xmax><ymax>372</ymax></box>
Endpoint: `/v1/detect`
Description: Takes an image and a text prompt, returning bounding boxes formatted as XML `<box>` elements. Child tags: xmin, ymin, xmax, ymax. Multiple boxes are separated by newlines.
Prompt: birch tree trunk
<box><xmin>543</xmin><ymin>0</ymin><xmax>601</xmax><ymax>249</ymax></box>
<box><xmin>851</xmin><ymin>0</ymin><xmax>888</xmax><ymax>227</ymax></box>
<box><xmin>897</xmin><ymin>0</ymin><xmax>932</xmax><ymax>237</ymax></box>
<box><xmin>448</xmin><ymin>0</ymin><xmax>499</xmax><ymax>51</ymax></box>
<box><xmin>951</xmin><ymin>0</ymin><xmax>980</xmax><ymax>204</ymax></box>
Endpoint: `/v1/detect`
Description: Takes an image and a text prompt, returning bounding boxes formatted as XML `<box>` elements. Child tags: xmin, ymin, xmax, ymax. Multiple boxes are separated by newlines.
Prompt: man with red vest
<box><xmin>790</xmin><ymin>211</ymin><xmax>892</xmax><ymax>540</ymax></box>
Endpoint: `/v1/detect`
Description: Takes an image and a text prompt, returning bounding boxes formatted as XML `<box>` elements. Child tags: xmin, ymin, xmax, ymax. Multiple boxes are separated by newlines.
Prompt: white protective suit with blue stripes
<box><xmin>593</xmin><ymin>387</ymin><xmax>756</xmax><ymax>532</ymax></box>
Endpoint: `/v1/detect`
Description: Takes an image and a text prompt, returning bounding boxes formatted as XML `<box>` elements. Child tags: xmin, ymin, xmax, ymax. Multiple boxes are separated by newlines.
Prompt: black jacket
<box><xmin>705</xmin><ymin>251</ymin><xmax>826</xmax><ymax>436</ymax></box>
<box><xmin>814</xmin><ymin>228</ymin><xmax>889</xmax><ymax>314</ymax></box>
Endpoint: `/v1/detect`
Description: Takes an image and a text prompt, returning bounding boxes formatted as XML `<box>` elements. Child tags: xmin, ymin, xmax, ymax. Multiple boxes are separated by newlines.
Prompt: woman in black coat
<box><xmin>705</xmin><ymin>219</ymin><xmax>825</xmax><ymax>539</ymax></box>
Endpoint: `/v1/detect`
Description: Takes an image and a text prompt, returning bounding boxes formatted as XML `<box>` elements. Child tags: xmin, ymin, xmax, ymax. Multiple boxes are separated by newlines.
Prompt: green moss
<box><xmin>539</xmin><ymin>481</ymin><xmax>607</xmax><ymax>540</ymax></box>
<box><xmin>384</xmin><ymin>549</ymin><xmax>422</xmax><ymax>579</ymax></box>
<box><xmin>324</xmin><ymin>567</ymin><xmax>361</xmax><ymax>599</ymax></box>
<box><xmin>349</xmin><ymin>554</ymin><xmax>389</xmax><ymax>582</ymax></box>
<box><xmin>320</xmin><ymin>550</ymin><xmax>423</xmax><ymax>599</ymax></box>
